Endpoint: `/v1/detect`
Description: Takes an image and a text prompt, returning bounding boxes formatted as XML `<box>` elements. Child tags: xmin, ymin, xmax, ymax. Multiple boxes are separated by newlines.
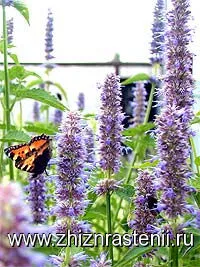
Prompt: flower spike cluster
<box><xmin>7</xmin><ymin>17</ymin><xmax>14</xmax><ymax>44</ymax></box>
<box><xmin>130</xmin><ymin>170</ymin><xmax>157</xmax><ymax>235</ymax></box>
<box><xmin>98</xmin><ymin>73</ymin><xmax>124</xmax><ymax>173</ymax></box>
<box><xmin>90</xmin><ymin>252</ymin><xmax>111</xmax><ymax>267</ymax></box>
<box><xmin>55</xmin><ymin>111</ymin><xmax>90</xmax><ymax>233</ymax></box>
<box><xmin>150</xmin><ymin>0</ymin><xmax>165</xmax><ymax>64</ymax></box>
<box><xmin>156</xmin><ymin>0</ymin><xmax>194</xmax><ymax>218</ymax></box>
<box><xmin>77</xmin><ymin>92</ymin><xmax>85</xmax><ymax>111</ymax></box>
<box><xmin>27</xmin><ymin>173</ymin><xmax>47</xmax><ymax>224</ymax></box>
<box><xmin>132</xmin><ymin>82</ymin><xmax>147</xmax><ymax>126</ymax></box>
<box><xmin>45</xmin><ymin>9</ymin><xmax>54</xmax><ymax>60</ymax></box>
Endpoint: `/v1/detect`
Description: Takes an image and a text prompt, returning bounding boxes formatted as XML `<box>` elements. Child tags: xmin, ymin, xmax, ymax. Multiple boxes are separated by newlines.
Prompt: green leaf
<box><xmin>195</xmin><ymin>156</ymin><xmax>200</xmax><ymax>166</ymax></box>
<box><xmin>13</xmin><ymin>0</ymin><xmax>30</xmax><ymax>24</ymax></box>
<box><xmin>0</xmin><ymin>130</ymin><xmax>30</xmax><ymax>142</ymax></box>
<box><xmin>23</xmin><ymin>122</ymin><xmax>58</xmax><ymax>135</ymax></box>
<box><xmin>9</xmin><ymin>65</ymin><xmax>41</xmax><ymax>80</ymax></box>
<box><xmin>133</xmin><ymin>160</ymin><xmax>159</xmax><ymax>169</ymax></box>
<box><xmin>113</xmin><ymin>246</ymin><xmax>153</xmax><ymax>267</ymax></box>
<box><xmin>121</xmin><ymin>73</ymin><xmax>150</xmax><ymax>85</ymax></box>
<box><xmin>115</xmin><ymin>184</ymin><xmax>135</xmax><ymax>201</ymax></box>
<box><xmin>8</xmin><ymin>53</ymin><xmax>19</xmax><ymax>64</ymax></box>
<box><xmin>83</xmin><ymin>210</ymin><xmax>106</xmax><ymax>220</ymax></box>
<box><xmin>0</xmin><ymin>123</ymin><xmax>16</xmax><ymax>130</ymax></box>
<box><xmin>13</xmin><ymin>88</ymin><xmax>67</xmax><ymax>111</ymax></box>
<box><xmin>180</xmin><ymin>233</ymin><xmax>200</xmax><ymax>257</ymax></box>
<box><xmin>123</xmin><ymin>123</ymin><xmax>155</xmax><ymax>136</ymax></box>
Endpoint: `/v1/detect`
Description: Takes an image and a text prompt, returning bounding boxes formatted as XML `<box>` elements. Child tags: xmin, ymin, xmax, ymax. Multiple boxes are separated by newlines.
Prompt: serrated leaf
<box><xmin>23</xmin><ymin>122</ymin><xmax>58</xmax><ymax>135</ymax></box>
<box><xmin>113</xmin><ymin>246</ymin><xmax>153</xmax><ymax>267</ymax></box>
<box><xmin>1</xmin><ymin>130</ymin><xmax>30</xmax><ymax>142</ymax></box>
<box><xmin>115</xmin><ymin>185</ymin><xmax>135</xmax><ymax>201</ymax></box>
<box><xmin>123</xmin><ymin>123</ymin><xmax>155</xmax><ymax>136</ymax></box>
<box><xmin>0</xmin><ymin>124</ymin><xmax>16</xmax><ymax>130</ymax></box>
<box><xmin>9</xmin><ymin>65</ymin><xmax>41</xmax><ymax>80</ymax></box>
<box><xmin>13</xmin><ymin>0</ymin><xmax>30</xmax><ymax>24</ymax></box>
<box><xmin>13</xmin><ymin>88</ymin><xmax>67</xmax><ymax>111</ymax></box>
<box><xmin>83</xmin><ymin>210</ymin><xmax>106</xmax><ymax>220</ymax></box>
<box><xmin>122</xmin><ymin>73</ymin><xmax>150</xmax><ymax>85</ymax></box>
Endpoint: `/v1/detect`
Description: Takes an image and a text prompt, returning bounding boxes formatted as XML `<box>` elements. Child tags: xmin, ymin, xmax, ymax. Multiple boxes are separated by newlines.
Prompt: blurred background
<box><xmin>0</xmin><ymin>0</ymin><xmax>199</xmax><ymax>116</ymax></box>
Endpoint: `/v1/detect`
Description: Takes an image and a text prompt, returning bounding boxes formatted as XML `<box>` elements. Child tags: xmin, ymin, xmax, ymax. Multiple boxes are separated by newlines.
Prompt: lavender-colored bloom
<box><xmin>90</xmin><ymin>252</ymin><xmax>111</xmax><ymax>267</ymax></box>
<box><xmin>54</xmin><ymin>109</ymin><xmax>63</xmax><ymax>125</ymax></box>
<box><xmin>1</xmin><ymin>0</ymin><xmax>13</xmax><ymax>6</ymax></box>
<box><xmin>77</xmin><ymin>92</ymin><xmax>85</xmax><ymax>111</ymax></box>
<box><xmin>150</xmin><ymin>0</ymin><xmax>165</xmax><ymax>64</ymax></box>
<box><xmin>54</xmin><ymin>111</ymin><xmax>89</xmax><ymax>232</ymax></box>
<box><xmin>7</xmin><ymin>17</ymin><xmax>14</xmax><ymax>44</ymax></box>
<box><xmin>45</xmin><ymin>9</ymin><xmax>54</xmax><ymax>61</ymax></box>
<box><xmin>84</xmin><ymin>126</ymin><xmax>95</xmax><ymax>166</ymax></box>
<box><xmin>49</xmin><ymin>252</ymin><xmax>87</xmax><ymax>267</ymax></box>
<box><xmin>27</xmin><ymin>174</ymin><xmax>47</xmax><ymax>224</ymax></box>
<box><xmin>132</xmin><ymin>82</ymin><xmax>147</xmax><ymax>126</ymax></box>
<box><xmin>156</xmin><ymin>0</ymin><xmax>194</xmax><ymax>218</ymax></box>
<box><xmin>33</xmin><ymin>101</ymin><xmax>40</xmax><ymax>121</ymax></box>
<box><xmin>160</xmin><ymin>0</ymin><xmax>194</xmax><ymax>121</ymax></box>
<box><xmin>0</xmin><ymin>182</ymin><xmax>47</xmax><ymax>267</ymax></box>
<box><xmin>130</xmin><ymin>170</ymin><xmax>157</xmax><ymax>235</ymax></box>
<box><xmin>156</xmin><ymin>106</ymin><xmax>193</xmax><ymax>218</ymax></box>
<box><xmin>94</xmin><ymin>179</ymin><xmax>122</xmax><ymax>196</ymax></box>
<box><xmin>98</xmin><ymin>73</ymin><xmax>124</xmax><ymax>173</ymax></box>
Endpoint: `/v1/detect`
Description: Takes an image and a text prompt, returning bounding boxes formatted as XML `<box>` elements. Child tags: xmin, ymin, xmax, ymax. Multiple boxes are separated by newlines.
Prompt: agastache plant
<box><xmin>54</xmin><ymin>111</ymin><xmax>89</xmax><ymax>234</ymax></box>
<box><xmin>27</xmin><ymin>173</ymin><xmax>47</xmax><ymax>224</ymax></box>
<box><xmin>0</xmin><ymin>182</ymin><xmax>47</xmax><ymax>267</ymax></box>
<box><xmin>132</xmin><ymin>82</ymin><xmax>147</xmax><ymax>126</ymax></box>
<box><xmin>77</xmin><ymin>92</ymin><xmax>85</xmax><ymax>111</ymax></box>
<box><xmin>150</xmin><ymin>0</ymin><xmax>165</xmax><ymax>65</ymax></box>
<box><xmin>156</xmin><ymin>0</ymin><xmax>194</xmax><ymax>219</ymax></box>
<box><xmin>90</xmin><ymin>252</ymin><xmax>112</xmax><ymax>267</ymax></box>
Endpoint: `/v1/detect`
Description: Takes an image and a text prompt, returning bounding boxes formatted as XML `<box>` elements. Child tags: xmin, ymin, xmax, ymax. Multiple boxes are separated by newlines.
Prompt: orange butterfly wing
<box><xmin>4</xmin><ymin>134</ymin><xmax>52</xmax><ymax>174</ymax></box>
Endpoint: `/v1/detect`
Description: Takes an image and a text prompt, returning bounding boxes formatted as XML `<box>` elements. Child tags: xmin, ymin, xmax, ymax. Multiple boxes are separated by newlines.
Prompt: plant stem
<box><xmin>190</xmin><ymin>136</ymin><xmax>200</xmax><ymax>175</ymax></box>
<box><xmin>169</xmin><ymin>245</ymin><xmax>178</xmax><ymax>267</ymax></box>
<box><xmin>106</xmin><ymin>191</ymin><xmax>113</xmax><ymax>263</ymax></box>
<box><xmin>144</xmin><ymin>83</ymin><xmax>156</xmax><ymax>124</ymax></box>
<box><xmin>2</xmin><ymin>4</ymin><xmax>14</xmax><ymax>180</ymax></box>
<box><xmin>106</xmin><ymin>169</ymin><xmax>113</xmax><ymax>264</ymax></box>
<box><xmin>19</xmin><ymin>101</ymin><xmax>23</xmax><ymax>130</ymax></box>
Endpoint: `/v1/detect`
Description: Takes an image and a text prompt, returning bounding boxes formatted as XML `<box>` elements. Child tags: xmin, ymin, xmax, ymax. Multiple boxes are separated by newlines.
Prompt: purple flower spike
<box><xmin>84</xmin><ymin>126</ymin><xmax>95</xmax><ymax>167</ymax></box>
<box><xmin>98</xmin><ymin>73</ymin><xmax>124</xmax><ymax>173</ymax></box>
<box><xmin>54</xmin><ymin>111</ymin><xmax>90</xmax><ymax>233</ymax></box>
<box><xmin>2</xmin><ymin>0</ymin><xmax>13</xmax><ymax>6</ymax></box>
<box><xmin>33</xmin><ymin>101</ymin><xmax>40</xmax><ymax>122</ymax></box>
<box><xmin>7</xmin><ymin>17</ymin><xmax>14</xmax><ymax>44</ymax></box>
<box><xmin>130</xmin><ymin>170</ymin><xmax>157</xmax><ymax>235</ymax></box>
<box><xmin>156</xmin><ymin>105</ymin><xmax>193</xmax><ymax>218</ymax></box>
<box><xmin>156</xmin><ymin>0</ymin><xmax>194</xmax><ymax>219</ymax></box>
<box><xmin>69</xmin><ymin>252</ymin><xmax>88</xmax><ymax>267</ymax></box>
<box><xmin>77</xmin><ymin>92</ymin><xmax>85</xmax><ymax>111</ymax></box>
<box><xmin>90</xmin><ymin>252</ymin><xmax>111</xmax><ymax>267</ymax></box>
<box><xmin>133</xmin><ymin>82</ymin><xmax>147</xmax><ymax>126</ymax></box>
<box><xmin>27</xmin><ymin>174</ymin><xmax>47</xmax><ymax>224</ymax></box>
<box><xmin>0</xmin><ymin>182</ymin><xmax>47</xmax><ymax>267</ymax></box>
<box><xmin>94</xmin><ymin>179</ymin><xmax>122</xmax><ymax>196</ymax></box>
<box><xmin>45</xmin><ymin>9</ymin><xmax>54</xmax><ymax>61</ymax></box>
<box><xmin>150</xmin><ymin>0</ymin><xmax>165</xmax><ymax>64</ymax></box>
<box><xmin>54</xmin><ymin>109</ymin><xmax>63</xmax><ymax>125</ymax></box>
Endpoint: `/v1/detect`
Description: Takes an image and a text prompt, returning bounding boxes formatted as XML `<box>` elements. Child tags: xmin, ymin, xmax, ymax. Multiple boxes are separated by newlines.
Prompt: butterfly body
<box><xmin>4</xmin><ymin>134</ymin><xmax>52</xmax><ymax>174</ymax></box>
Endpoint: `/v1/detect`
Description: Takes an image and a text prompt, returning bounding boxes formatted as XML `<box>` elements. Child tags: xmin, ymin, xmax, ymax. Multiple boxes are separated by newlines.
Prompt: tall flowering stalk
<box><xmin>84</xmin><ymin>126</ymin><xmax>95</xmax><ymax>167</ymax></box>
<box><xmin>54</xmin><ymin>112</ymin><xmax>89</xmax><ymax>257</ymax></box>
<box><xmin>27</xmin><ymin>174</ymin><xmax>47</xmax><ymax>224</ymax></box>
<box><xmin>45</xmin><ymin>9</ymin><xmax>54</xmax><ymax>61</ymax></box>
<box><xmin>0</xmin><ymin>182</ymin><xmax>47</xmax><ymax>267</ymax></box>
<box><xmin>7</xmin><ymin>17</ymin><xmax>13</xmax><ymax>44</ymax></box>
<box><xmin>150</xmin><ymin>0</ymin><xmax>165</xmax><ymax>65</ymax></box>
<box><xmin>130</xmin><ymin>170</ymin><xmax>157</xmax><ymax>235</ymax></box>
<box><xmin>97</xmin><ymin>73</ymin><xmax>124</xmax><ymax>262</ymax></box>
<box><xmin>132</xmin><ymin>82</ymin><xmax>147</xmax><ymax>127</ymax></box>
<box><xmin>155</xmin><ymin>0</ymin><xmax>194</xmax><ymax>265</ymax></box>
<box><xmin>33</xmin><ymin>101</ymin><xmax>40</xmax><ymax>121</ymax></box>
<box><xmin>77</xmin><ymin>92</ymin><xmax>85</xmax><ymax>111</ymax></box>
<box><xmin>90</xmin><ymin>252</ymin><xmax>111</xmax><ymax>267</ymax></box>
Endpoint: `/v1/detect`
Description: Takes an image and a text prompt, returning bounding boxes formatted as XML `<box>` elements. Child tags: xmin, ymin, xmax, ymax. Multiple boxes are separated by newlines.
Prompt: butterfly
<box><xmin>4</xmin><ymin>134</ymin><xmax>52</xmax><ymax>174</ymax></box>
